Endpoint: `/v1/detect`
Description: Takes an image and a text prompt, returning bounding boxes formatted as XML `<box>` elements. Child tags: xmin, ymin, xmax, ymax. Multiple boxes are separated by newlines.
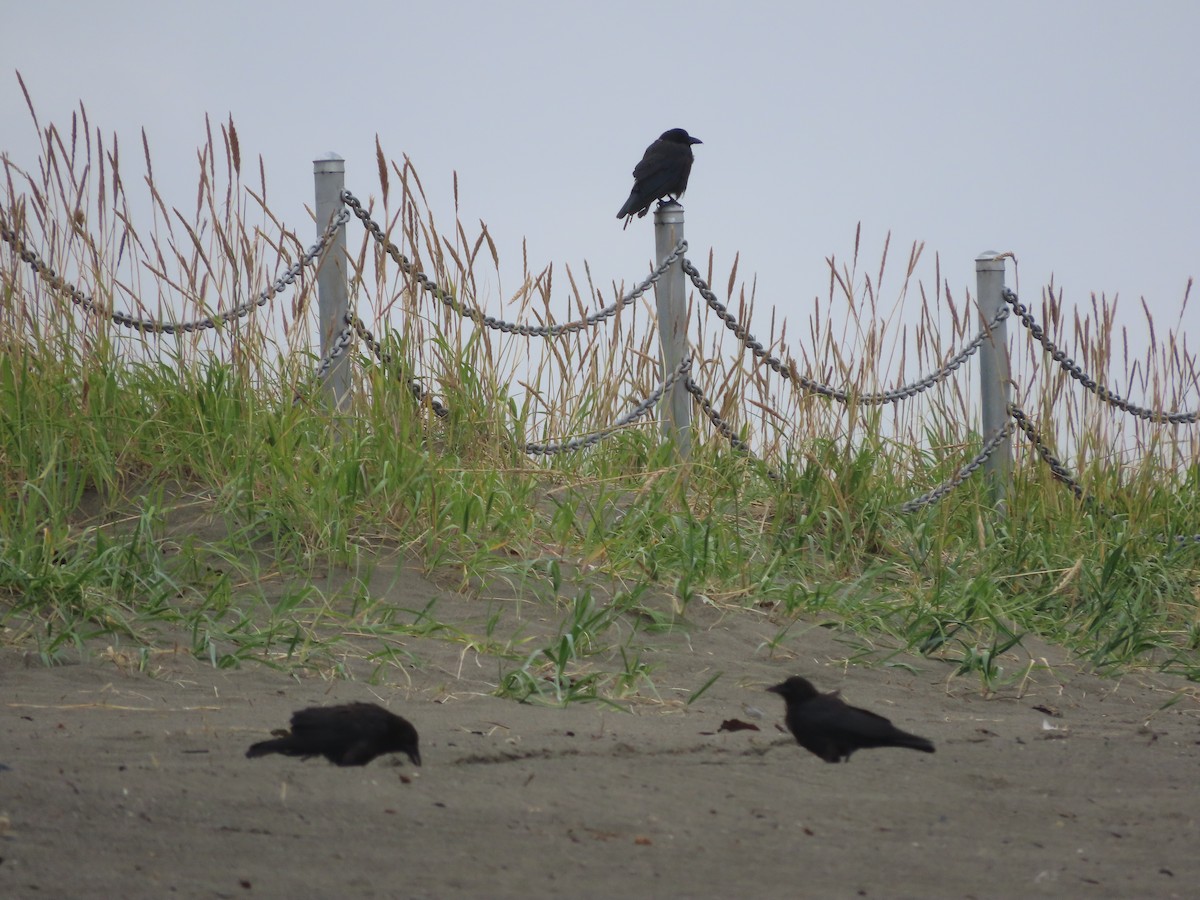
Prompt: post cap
<box><xmin>652</xmin><ymin>201</ymin><xmax>686</xmax><ymax>225</ymax></box>
<box><xmin>975</xmin><ymin>250</ymin><xmax>1006</xmax><ymax>270</ymax></box>
<box><xmin>313</xmin><ymin>153</ymin><xmax>345</xmax><ymax>174</ymax></box>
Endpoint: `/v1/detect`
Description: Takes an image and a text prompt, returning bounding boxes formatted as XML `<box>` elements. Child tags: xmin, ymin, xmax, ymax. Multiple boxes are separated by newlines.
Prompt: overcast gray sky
<box><xmin>3</xmin><ymin>1</ymin><xmax>1197</xmax><ymax>372</ymax></box>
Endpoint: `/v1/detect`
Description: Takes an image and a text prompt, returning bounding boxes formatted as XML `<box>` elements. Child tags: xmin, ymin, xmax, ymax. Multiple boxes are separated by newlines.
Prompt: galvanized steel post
<box><xmin>652</xmin><ymin>202</ymin><xmax>692</xmax><ymax>460</ymax></box>
<box><xmin>976</xmin><ymin>251</ymin><xmax>1012</xmax><ymax>509</ymax></box>
<box><xmin>314</xmin><ymin>153</ymin><xmax>350</xmax><ymax>410</ymax></box>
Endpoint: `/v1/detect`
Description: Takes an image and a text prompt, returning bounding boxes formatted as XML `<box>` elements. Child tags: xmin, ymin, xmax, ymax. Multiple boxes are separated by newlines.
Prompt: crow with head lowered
<box><xmin>246</xmin><ymin>702</ymin><xmax>421</xmax><ymax>768</ymax></box>
<box><xmin>616</xmin><ymin>128</ymin><xmax>703</xmax><ymax>227</ymax></box>
<box><xmin>766</xmin><ymin>676</ymin><xmax>935</xmax><ymax>763</ymax></box>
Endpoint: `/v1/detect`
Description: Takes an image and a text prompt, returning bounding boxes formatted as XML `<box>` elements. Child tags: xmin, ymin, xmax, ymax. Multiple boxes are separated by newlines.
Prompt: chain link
<box><xmin>1003</xmin><ymin>288</ymin><xmax>1198</xmax><ymax>425</ymax></box>
<box><xmin>311</xmin><ymin>312</ymin><xmax>692</xmax><ymax>455</ymax></box>
<box><xmin>970</xmin><ymin>404</ymin><xmax>1200</xmax><ymax>544</ymax></box>
<box><xmin>524</xmin><ymin>357</ymin><xmax>692</xmax><ymax>455</ymax></box>
<box><xmin>0</xmin><ymin>206</ymin><xmax>349</xmax><ymax>335</ymax></box>
<box><xmin>306</xmin><ymin>312</ymin><xmax>450</xmax><ymax>417</ymax></box>
<box><xmin>683</xmin><ymin>375</ymin><xmax>781</xmax><ymax>481</ymax></box>
<box><xmin>12</xmin><ymin>192</ymin><xmax>1198</xmax><ymax>542</ymax></box>
<box><xmin>682</xmin><ymin>258</ymin><xmax>1008</xmax><ymax>404</ymax></box>
<box><xmin>897</xmin><ymin>420</ymin><xmax>1015</xmax><ymax>513</ymax></box>
<box><xmin>348</xmin><ymin>313</ymin><xmax>450</xmax><ymax>418</ymax></box>
<box><xmin>311</xmin><ymin>312</ymin><xmax>357</xmax><ymax>383</ymax></box>
<box><xmin>895</xmin><ymin>404</ymin><xmax>1198</xmax><ymax>548</ymax></box>
<box><xmin>342</xmin><ymin>190</ymin><xmax>684</xmax><ymax>337</ymax></box>
<box><xmin>1007</xmin><ymin>403</ymin><xmax>1087</xmax><ymax>502</ymax></box>
<box><xmin>1004</xmin><ymin>404</ymin><xmax>1200</xmax><ymax>545</ymax></box>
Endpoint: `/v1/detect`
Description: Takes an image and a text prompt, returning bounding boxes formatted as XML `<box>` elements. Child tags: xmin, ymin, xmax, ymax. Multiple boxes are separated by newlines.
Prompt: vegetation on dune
<box><xmin>2</xmin><ymin>93</ymin><xmax>1198</xmax><ymax>703</ymax></box>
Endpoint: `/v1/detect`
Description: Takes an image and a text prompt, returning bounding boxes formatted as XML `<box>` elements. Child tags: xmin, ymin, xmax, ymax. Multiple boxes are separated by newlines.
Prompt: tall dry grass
<box><xmin>6</xmin><ymin>81</ymin><xmax>1195</xmax><ymax>483</ymax></box>
<box><xmin>3</xmin><ymin>92</ymin><xmax>1198</xmax><ymax>686</ymax></box>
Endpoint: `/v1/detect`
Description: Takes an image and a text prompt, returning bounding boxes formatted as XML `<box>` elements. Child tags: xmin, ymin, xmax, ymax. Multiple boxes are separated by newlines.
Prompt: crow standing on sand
<box><xmin>766</xmin><ymin>676</ymin><xmax>935</xmax><ymax>763</ymax></box>
<box><xmin>616</xmin><ymin>128</ymin><xmax>703</xmax><ymax>227</ymax></box>
<box><xmin>246</xmin><ymin>702</ymin><xmax>421</xmax><ymax>767</ymax></box>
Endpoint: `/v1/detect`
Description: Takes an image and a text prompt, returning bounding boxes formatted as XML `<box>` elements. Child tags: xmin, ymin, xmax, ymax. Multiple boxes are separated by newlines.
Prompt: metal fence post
<box><xmin>314</xmin><ymin>153</ymin><xmax>350</xmax><ymax>410</ymax></box>
<box><xmin>976</xmin><ymin>251</ymin><xmax>1012</xmax><ymax>509</ymax></box>
<box><xmin>653</xmin><ymin>202</ymin><xmax>691</xmax><ymax>460</ymax></box>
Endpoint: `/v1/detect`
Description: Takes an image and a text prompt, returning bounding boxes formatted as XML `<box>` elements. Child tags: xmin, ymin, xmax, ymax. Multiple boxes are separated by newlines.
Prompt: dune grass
<box><xmin>2</xmin><ymin>95</ymin><xmax>1198</xmax><ymax>702</ymax></box>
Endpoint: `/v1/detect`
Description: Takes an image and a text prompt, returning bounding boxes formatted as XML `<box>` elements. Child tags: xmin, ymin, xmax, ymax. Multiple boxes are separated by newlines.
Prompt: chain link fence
<box><xmin>524</xmin><ymin>356</ymin><xmax>694</xmax><ymax>456</ymax></box>
<box><xmin>1</xmin><ymin>207</ymin><xmax>348</xmax><ymax>335</ymax></box>
<box><xmin>682</xmin><ymin>257</ymin><xmax>1011</xmax><ymax>405</ymax></box>
<box><xmin>344</xmin><ymin>191</ymin><xmax>684</xmax><ymax>338</ymax></box>
<box><xmin>679</xmin><ymin>261</ymin><xmax>1196</xmax><ymax>525</ymax></box>
<box><xmin>897</xmin><ymin>420</ymin><xmax>1016</xmax><ymax>513</ymax></box>
<box><xmin>1003</xmin><ymin>288</ymin><xmax>1198</xmax><ymax>425</ymax></box>
<box><xmin>6</xmin><ymin>184</ymin><xmax>1196</xmax><ymax>535</ymax></box>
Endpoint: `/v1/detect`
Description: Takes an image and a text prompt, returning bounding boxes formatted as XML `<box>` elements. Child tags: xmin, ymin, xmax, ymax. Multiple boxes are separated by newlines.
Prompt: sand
<box><xmin>2</xmin><ymin>563</ymin><xmax>1198</xmax><ymax>900</ymax></box>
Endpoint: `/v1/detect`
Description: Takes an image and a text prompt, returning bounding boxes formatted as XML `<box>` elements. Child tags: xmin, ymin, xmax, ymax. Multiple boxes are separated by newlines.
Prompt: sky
<box><xmin>3</xmin><ymin>1</ymin><xmax>1198</xmax><ymax>398</ymax></box>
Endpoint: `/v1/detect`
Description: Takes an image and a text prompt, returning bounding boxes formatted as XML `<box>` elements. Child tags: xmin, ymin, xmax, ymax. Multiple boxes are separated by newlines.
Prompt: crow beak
<box><xmin>409</xmin><ymin>749</ymin><xmax>422</xmax><ymax>767</ymax></box>
<box><xmin>689</xmin><ymin>137</ymin><xmax>703</xmax><ymax>145</ymax></box>
<box><xmin>765</xmin><ymin>683</ymin><xmax>783</xmax><ymax>694</ymax></box>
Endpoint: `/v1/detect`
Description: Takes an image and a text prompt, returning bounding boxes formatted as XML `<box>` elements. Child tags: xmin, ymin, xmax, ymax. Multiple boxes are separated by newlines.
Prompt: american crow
<box><xmin>246</xmin><ymin>702</ymin><xmax>421</xmax><ymax>767</ymax></box>
<box><xmin>766</xmin><ymin>676</ymin><xmax>935</xmax><ymax>763</ymax></box>
<box><xmin>616</xmin><ymin>128</ymin><xmax>703</xmax><ymax>227</ymax></box>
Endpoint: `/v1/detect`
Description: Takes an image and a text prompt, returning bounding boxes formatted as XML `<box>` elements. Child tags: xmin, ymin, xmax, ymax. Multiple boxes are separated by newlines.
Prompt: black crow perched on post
<box><xmin>616</xmin><ymin>128</ymin><xmax>703</xmax><ymax>227</ymax></box>
<box><xmin>246</xmin><ymin>702</ymin><xmax>421</xmax><ymax>767</ymax></box>
<box><xmin>766</xmin><ymin>676</ymin><xmax>935</xmax><ymax>763</ymax></box>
